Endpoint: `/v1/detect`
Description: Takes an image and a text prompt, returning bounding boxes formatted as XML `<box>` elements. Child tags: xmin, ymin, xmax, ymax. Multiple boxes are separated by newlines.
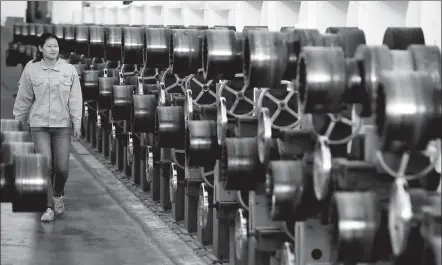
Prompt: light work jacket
<box><xmin>13</xmin><ymin>58</ymin><xmax>83</xmax><ymax>130</ymax></box>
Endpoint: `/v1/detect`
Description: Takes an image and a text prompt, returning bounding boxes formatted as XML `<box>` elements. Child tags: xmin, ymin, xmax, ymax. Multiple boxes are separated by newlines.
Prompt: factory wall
<box><xmin>1</xmin><ymin>1</ymin><xmax>440</xmax><ymax>48</ymax></box>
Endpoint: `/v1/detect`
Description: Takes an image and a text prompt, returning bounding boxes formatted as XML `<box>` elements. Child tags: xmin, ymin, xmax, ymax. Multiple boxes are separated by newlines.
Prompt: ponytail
<box><xmin>32</xmin><ymin>50</ymin><xmax>43</xmax><ymax>63</ymax></box>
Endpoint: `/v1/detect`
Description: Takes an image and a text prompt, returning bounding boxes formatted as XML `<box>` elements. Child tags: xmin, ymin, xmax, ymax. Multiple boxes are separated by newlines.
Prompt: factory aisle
<box><xmin>1</xmin><ymin>72</ymin><xmax>209</xmax><ymax>265</ymax></box>
<box><xmin>1</xmin><ymin>153</ymin><xmax>176</xmax><ymax>265</ymax></box>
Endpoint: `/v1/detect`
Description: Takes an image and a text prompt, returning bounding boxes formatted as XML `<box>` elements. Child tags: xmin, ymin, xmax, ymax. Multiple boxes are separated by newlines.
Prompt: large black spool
<box><xmin>220</xmin><ymin>137</ymin><xmax>264</xmax><ymax>190</ymax></box>
<box><xmin>122</xmin><ymin>26</ymin><xmax>144</xmax><ymax>65</ymax></box>
<box><xmin>383</xmin><ymin>27</ymin><xmax>425</xmax><ymax>50</ymax></box>
<box><xmin>53</xmin><ymin>24</ymin><xmax>64</xmax><ymax>41</ymax></box>
<box><xmin>63</xmin><ymin>24</ymin><xmax>76</xmax><ymax>54</ymax></box>
<box><xmin>82</xmin><ymin>69</ymin><xmax>101</xmax><ymax>101</ymax></box>
<box><xmin>13</xmin><ymin>24</ymin><xmax>21</xmax><ymax>43</ymax></box>
<box><xmin>99</xmin><ymin>76</ymin><xmax>118</xmax><ymax>110</ymax></box>
<box><xmin>11</xmin><ymin>154</ymin><xmax>49</xmax><ymax>212</ymax></box>
<box><xmin>144</xmin><ymin>27</ymin><xmax>171</xmax><ymax>69</ymax></box>
<box><xmin>75</xmin><ymin>25</ymin><xmax>90</xmax><ymax>56</ymax></box>
<box><xmin>203</xmin><ymin>29</ymin><xmax>242</xmax><ymax>81</ymax></box>
<box><xmin>172</xmin><ymin>29</ymin><xmax>203</xmax><ymax>76</ymax></box>
<box><xmin>43</xmin><ymin>24</ymin><xmax>54</xmax><ymax>34</ymax></box>
<box><xmin>243</xmin><ymin>31</ymin><xmax>289</xmax><ymax>88</ymax></box>
<box><xmin>155</xmin><ymin>106</ymin><xmax>185</xmax><ymax>149</ymax></box>
<box><xmin>112</xmin><ymin>85</ymin><xmax>134</xmax><ymax>121</ymax></box>
<box><xmin>186</xmin><ymin>120</ymin><xmax>219</xmax><ymax>169</ymax></box>
<box><xmin>21</xmin><ymin>23</ymin><xmax>29</xmax><ymax>45</ymax></box>
<box><xmin>133</xmin><ymin>95</ymin><xmax>157</xmax><ymax>133</ymax></box>
<box><xmin>35</xmin><ymin>23</ymin><xmax>44</xmax><ymax>37</ymax></box>
<box><xmin>27</xmin><ymin>23</ymin><xmax>36</xmax><ymax>45</ymax></box>
<box><xmin>0</xmin><ymin>119</ymin><xmax>24</xmax><ymax>132</ymax></box>
<box><xmin>89</xmin><ymin>25</ymin><xmax>106</xmax><ymax>59</ymax></box>
<box><xmin>105</xmin><ymin>26</ymin><xmax>123</xmax><ymax>62</ymax></box>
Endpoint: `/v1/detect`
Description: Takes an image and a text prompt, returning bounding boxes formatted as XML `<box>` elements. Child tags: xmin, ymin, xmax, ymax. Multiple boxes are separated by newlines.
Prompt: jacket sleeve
<box><xmin>68</xmin><ymin>66</ymin><xmax>83</xmax><ymax>130</ymax></box>
<box><xmin>13</xmin><ymin>66</ymin><xmax>34</xmax><ymax>122</ymax></box>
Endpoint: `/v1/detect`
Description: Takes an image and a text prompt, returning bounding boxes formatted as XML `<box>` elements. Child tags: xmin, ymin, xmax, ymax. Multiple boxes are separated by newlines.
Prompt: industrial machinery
<box><xmin>1</xmin><ymin>119</ymin><xmax>49</xmax><ymax>212</ymax></box>
<box><xmin>5</xmin><ymin>22</ymin><xmax>441</xmax><ymax>265</ymax></box>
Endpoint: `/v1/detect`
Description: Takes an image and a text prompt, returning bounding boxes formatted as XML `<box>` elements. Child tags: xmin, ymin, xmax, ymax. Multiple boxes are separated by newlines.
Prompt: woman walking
<box><xmin>13</xmin><ymin>32</ymin><xmax>83</xmax><ymax>222</ymax></box>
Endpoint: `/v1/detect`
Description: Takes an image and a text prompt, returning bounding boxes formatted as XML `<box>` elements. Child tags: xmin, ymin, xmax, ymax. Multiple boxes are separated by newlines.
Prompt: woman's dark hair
<box><xmin>32</xmin><ymin>32</ymin><xmax>60</xmax><ymax>63</ymax></box>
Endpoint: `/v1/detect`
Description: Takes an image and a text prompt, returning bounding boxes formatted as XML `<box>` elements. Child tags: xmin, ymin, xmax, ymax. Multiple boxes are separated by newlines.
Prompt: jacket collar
<box><xmin>40</xmin><ymin>58</ymin><xmax>64</xmax><ymax>71</ymax></box>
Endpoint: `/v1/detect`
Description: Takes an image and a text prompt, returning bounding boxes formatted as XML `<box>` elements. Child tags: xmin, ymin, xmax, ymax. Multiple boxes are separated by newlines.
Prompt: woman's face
<box><xmin>39</xmin><ymin>37</ymin><xmax>59</xmax><ymax>60</ymax></box>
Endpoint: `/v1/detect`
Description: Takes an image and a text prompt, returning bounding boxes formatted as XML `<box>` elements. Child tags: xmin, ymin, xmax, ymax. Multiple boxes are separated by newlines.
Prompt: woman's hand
<box><xmin>73</xmin><ymin>127</ymin><xmax>81</xmax><ymax>141</ymax></box>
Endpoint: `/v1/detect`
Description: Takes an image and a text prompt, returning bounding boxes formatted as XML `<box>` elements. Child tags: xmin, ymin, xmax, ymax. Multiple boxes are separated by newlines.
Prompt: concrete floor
<box><xmin>1</xmin><ymin>154</ymin><xmax>177</xmax><ymax>265</ymax></box>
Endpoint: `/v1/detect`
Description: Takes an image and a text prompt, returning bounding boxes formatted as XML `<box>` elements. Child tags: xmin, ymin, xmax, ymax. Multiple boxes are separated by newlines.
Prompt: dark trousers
<box><xmin>30</xmin><ymin>127</ymin><xmax>71</xmax><ymax>207</ymax></box>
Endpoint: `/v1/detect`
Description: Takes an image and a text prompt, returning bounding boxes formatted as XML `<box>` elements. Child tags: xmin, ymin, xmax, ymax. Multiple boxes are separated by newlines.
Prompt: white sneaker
<box><xmin>53</xmin><ymin>196</ymin><xmax>65</xmax><ymax>215</ymax></box>
<box><xmin>41</xmin><ymin>208</ymin><xmax>55</xmax><ymax>222</ymax></box>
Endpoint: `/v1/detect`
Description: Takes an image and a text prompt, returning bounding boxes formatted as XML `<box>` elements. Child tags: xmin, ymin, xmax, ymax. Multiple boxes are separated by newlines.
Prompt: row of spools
<box><xmin>4</xmin><ymin>22</ymin><xmax>441</xmax><ymax>265</ymax></box>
